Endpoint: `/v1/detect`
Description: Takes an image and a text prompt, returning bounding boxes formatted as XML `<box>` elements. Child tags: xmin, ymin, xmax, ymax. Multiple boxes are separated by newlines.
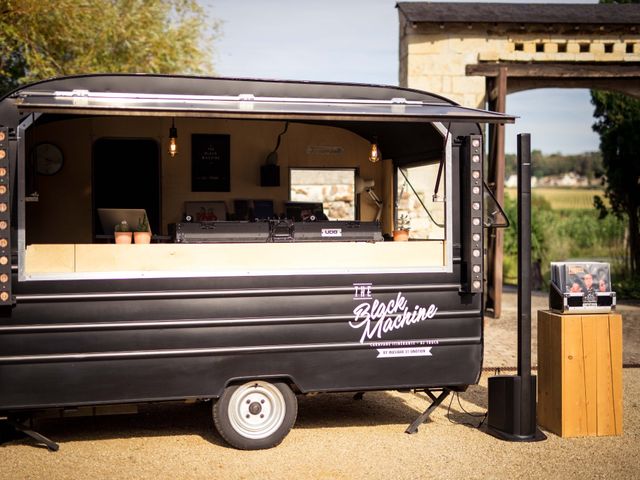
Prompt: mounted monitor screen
<box><xmin>252</xmin><ymin>200</ymin><xmax>275</xmax><ymax>220</ymax></box>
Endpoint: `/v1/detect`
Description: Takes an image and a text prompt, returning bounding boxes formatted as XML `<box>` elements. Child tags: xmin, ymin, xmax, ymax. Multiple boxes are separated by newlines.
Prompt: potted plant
<box><xmin>114</xmin><ymin>220</ymin><xmax>132</xmax><ymax>244</ymax></box>
<box><xmin>393</xmin><ymin>214</ymin><xmax>411</xmax><ymax>241</ymax></box>
<box><xmin>134</xmin><ymin>214</ymin><xmax>152</xmax><ymax>244</ymax></box>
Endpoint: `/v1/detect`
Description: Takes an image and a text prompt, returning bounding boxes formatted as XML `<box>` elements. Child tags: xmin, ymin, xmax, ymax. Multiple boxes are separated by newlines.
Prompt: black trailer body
<box><xmin>0</xmin><ymin>75</ymin><xmax>513</xmax><ymax>449</ymax></box>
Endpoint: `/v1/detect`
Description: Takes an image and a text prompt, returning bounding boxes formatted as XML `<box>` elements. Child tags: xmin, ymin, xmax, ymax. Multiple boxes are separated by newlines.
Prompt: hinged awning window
<box><xmin>15</xmin><ymin>89</ymin><xmax>516</xmax><ymax>123</ymax></box>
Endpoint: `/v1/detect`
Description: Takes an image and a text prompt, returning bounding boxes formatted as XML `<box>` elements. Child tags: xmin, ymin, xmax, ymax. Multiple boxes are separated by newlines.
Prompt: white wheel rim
<box><xmin>228</xmin><ymin>381</ymin><xmax>286</xmax><ymax>439</ymax></box>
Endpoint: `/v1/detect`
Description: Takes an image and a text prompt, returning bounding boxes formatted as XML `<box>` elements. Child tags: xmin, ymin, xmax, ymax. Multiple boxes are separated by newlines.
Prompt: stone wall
<box><xmin>290</xmin><ymin>169</ymin><xmax>355</xmax><ymax>220</ymax></box>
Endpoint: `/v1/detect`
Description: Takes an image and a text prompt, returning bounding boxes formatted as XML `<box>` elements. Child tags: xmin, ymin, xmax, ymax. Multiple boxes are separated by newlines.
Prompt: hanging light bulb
<box><xmin>369</xmin><ymin>137</ymin><xmax>381</xmax><ymax>163</ymax></box>
<box><xmin>168</xmin><ymin>119</ymin><xmax>178</xmax><ymax>157</ymax></box>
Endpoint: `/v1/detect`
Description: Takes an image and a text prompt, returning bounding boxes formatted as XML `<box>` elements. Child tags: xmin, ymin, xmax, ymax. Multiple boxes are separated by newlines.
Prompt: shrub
<box><xmin>504</xmin><ymin>191</ymin><xmax>553</xmax><ymax>264</ymax></box>
<box><xmin>614</xmin><ymin>275</ymin><xmax>640</xmax><ymax>299</ymax></box>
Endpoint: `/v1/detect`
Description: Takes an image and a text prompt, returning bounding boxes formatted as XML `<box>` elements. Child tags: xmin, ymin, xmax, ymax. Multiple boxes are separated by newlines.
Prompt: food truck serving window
<box><xmin>16</xmin><ymin>115</ymin><xmax>454</xmax><ymax>281</ymax></box>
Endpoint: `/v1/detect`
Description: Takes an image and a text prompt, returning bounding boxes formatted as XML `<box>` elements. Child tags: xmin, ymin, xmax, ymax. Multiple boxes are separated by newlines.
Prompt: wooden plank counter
<box><xmin>537</xmin><ymin>310</ymin><xmax>622</xmax><ymax>437</ymax></box>
<box><xmin>25</xmin><ymin>241</ymin><xmax>447</xmax><ymax>278</ymax></box>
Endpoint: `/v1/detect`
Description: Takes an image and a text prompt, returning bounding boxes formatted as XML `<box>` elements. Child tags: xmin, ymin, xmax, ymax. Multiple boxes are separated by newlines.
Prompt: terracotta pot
<box><xmin>134</xmin><ymin>231</ymin><xmax>152</xmax><ymax>244</ymax></box>
<box><xmin>393</xmin><ymin>230</ymin><xmax>409</xmax><ymax>241</ymax></box>
<box><xmin>114</xmin><ymin>231</ymin><xmax>133</xmax><ymax>244</ymax></box>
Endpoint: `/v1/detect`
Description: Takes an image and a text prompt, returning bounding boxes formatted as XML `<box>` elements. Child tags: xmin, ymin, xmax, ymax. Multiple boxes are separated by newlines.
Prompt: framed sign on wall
<box><xmin>191</xmin><ymin>134</ymin><xmax>231</xmax><ymax>192</ymax></box>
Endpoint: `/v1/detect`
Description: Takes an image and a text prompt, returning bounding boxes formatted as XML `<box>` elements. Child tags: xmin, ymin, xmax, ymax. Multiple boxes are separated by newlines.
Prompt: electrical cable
<box><xmin>433</xmin><ymin>122</ymin><xmax>450</xmax><ymax>199</ymax></box>
<box><xmin>446</xmin><ymin>391</ymin><xmax>487</xmax><ymax>429</ymax></box>
<box><xmin>272</xmin><ymin>121</ymin><xmax>289</xmax><ymax>153</ymax></box>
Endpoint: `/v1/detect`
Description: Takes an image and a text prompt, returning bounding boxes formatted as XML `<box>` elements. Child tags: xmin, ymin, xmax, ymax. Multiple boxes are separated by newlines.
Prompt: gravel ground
<box><xmin>2</xmin><ymin>293</ymin><xmax>639</xmax><ymax>480</ymax></box>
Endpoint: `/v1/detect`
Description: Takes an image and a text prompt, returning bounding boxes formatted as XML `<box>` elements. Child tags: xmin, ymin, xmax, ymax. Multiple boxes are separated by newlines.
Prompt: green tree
<box><xmin>0</xmin><ymin>0</ymin><xmax>216</xmax><ymax>96</ymax></box>
<box><xmin>591</xmin><ymin>90</ymin><xmax>640</xmax><ymax>275</ymax></box>
<box><xmin>504</xmin><ymin>151</ymin><xmax>602</xmax><ymax>180</ymax></box>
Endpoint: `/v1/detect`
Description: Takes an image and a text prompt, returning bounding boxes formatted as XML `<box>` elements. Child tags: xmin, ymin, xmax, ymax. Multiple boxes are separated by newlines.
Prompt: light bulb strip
<box><xmin>0</xmin><ymin>127</ymin><xmax>12</xmax><ymax>304</ymax></box>
<box><xmin>463</xmin><ymin>135</ymin><xmax>483</xmax><ymax>294</ymax></box>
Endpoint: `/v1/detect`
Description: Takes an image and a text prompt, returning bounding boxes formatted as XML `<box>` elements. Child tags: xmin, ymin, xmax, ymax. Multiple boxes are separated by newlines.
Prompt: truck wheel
<box><xmin>213</xmin><ymin>380</ymin><xmax>297</xmax><ymax>450</ymax></box>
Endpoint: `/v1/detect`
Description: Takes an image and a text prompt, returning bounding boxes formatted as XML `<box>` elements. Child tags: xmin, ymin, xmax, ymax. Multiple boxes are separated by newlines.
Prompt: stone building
<box><xmin>398</xmin><ymin>2</ymin><xmax>640</xmax><ymax>108</ymax></box>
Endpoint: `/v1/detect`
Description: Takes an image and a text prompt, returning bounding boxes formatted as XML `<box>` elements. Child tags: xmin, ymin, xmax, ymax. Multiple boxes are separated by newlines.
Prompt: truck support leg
<box><xmin>2</xmin><ymin>416</ymin><xmax>59</xmax><ymax>452</ymax></box>
<box><xmin>405</xmin><ymin>388</ymin><xmax>451</xmax><ymax>434</ymax></box>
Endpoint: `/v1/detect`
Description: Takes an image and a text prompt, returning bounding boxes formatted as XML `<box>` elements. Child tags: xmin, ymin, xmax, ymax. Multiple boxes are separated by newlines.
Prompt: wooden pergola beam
<box><xmin>467</xmin><ymin>62</ymin><xmax>640</xmax><ymax>78</ymax></box>
<box><xmin>479</xmin><ymin>61</ymin><xmax>640</xmax><ymax>317</ymax></box>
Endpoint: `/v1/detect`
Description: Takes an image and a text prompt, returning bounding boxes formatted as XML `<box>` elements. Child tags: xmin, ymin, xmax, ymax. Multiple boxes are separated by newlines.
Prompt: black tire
<box><xmin>213</xmin><ymin>380</ymin><xmax>297</xmax><ymax>450</ymax></box>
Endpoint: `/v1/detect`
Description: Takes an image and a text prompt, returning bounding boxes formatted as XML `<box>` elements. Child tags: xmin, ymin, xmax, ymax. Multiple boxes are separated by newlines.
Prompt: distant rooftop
<box><xmin>397</xmin><ymin>2</ymin><xmax>640</xmax><ymax>25</ymax></box>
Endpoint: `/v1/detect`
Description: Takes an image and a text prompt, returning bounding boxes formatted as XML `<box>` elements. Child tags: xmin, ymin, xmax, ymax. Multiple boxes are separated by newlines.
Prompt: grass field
<box><xmin>505</xmin><ymin>187</ymin><xmax>606</xmax><ymax>210</ymax></box>
<box><xmin>502</xmin><ymin>186</ymin><xmax>626</xmax><ymax>290</ymax></box>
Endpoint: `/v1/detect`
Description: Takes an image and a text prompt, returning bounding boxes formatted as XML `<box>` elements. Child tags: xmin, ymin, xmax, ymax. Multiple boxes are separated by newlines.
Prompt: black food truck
<box><xmin>0</xmin><ymin>74</ymin><xmax>513</xmax><ymax>450</ymax></box>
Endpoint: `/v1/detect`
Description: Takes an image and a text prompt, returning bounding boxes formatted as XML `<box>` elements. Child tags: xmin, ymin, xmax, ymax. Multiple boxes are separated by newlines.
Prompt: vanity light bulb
<box><xmin>472</xmin><ymin>202</ymin><xmax>480</xmax><ymax>210</ymax></box>
<box><xmin>168</xmin><ymin>121</ymin><xmax>178</xmax><ymax>158</ymax></box>
<box><xmin>473</xmin><ymin>265</ymin><xmax>481</xmax><ymax>273</ymax></box>
<box><xmin>473</xmin><ymin>280</ymin><xmax>481</xmax><ymax>289</ymax></box>
<box><xmin>0</xmin><ymin>132</ymin><xmax>5</xmax><ymax>141</ymax></box>
<box><xmin>472</xmin><ymin>233</ymin><xmax>480</xmax><ymax>242</ymax></box>
<box><xmin>169</xmin><ymin>137</ymin><xmax>178</xmax><ymax>157</ymax></box>
<box><xmin>0</xmin><ymin>274</ymin><xmax>7</xmax><ymax>283</ymax></box>
<box><xmin>0</xmin><ymin>168</ymin><xmax>7</xmax><ymax>177</ymax></box>
<box><xmin>472</xmin><ymin>249</ymin><xmax>481</xmax><ymax>258</ymax></box>
<box><xmin>472</xmin><ymin>171</ymin><xmax>480</xmax><ymax>179</ymax></box>
<box><xmin>0</xmin><ymin>292</ymin><xmax>8</xmax><ymax>302</ymax></box>
<box><xmin>472</xmin><ymin>154</ymin><xmax>480</xmax><ymax>163</ymax></box>
<box><xmin>0</xmin><ymin>149</ymin><xmax>5</xmax><ymax>160</ymax></box>
<box><xmin>368</xmin><ymin>142</ymin><xmax>381</xmax><ymax>163</ymax></box>
<box><xmin>472</xmin><ymin>218</ymin><xmax>480</xmax><ymax>226</ymax></box>
<box><xmin>472</xmin><ymin>139</ymin><xmax>481</xmax><ymax>148</ymax></box>
<box><xmin>472</xmin><ymin>186</ymin><xmax>480</xmax><ymax>194</ymax></box>
<box><xmin>0</xmin><ymin>239</ymin><xmax>7</xmax><ymax>248</ymax></box>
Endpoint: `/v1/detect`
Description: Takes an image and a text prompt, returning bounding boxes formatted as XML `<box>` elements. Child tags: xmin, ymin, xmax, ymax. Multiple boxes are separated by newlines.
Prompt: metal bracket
<box><xmin>405</xmin><ymin>388</ymin><xmax>451</xmax><ymax>434</ymax></box>
<box><xmin>3</xmin><ymin>417</ymin><xmax>59</xmax><ymax>451</ymax></box>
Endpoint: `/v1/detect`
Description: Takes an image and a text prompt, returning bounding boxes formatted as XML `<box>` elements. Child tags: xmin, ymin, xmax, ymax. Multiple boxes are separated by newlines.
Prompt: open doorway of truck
<box><xmin>92</xmin><ymin>138</ymin><xmax>161</xmax><ymax>238</ymax></box>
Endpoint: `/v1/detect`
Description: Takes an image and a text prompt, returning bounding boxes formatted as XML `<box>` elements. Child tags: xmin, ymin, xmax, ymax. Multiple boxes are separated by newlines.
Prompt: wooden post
<box><xmin>486</xmin><ymin>67</ymin><xmax>507</xmax><ymax>318</ymax></box>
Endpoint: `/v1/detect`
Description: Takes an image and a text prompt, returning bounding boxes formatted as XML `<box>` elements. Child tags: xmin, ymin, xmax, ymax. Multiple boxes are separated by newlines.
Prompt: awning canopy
<box><xmin>14</xmin><ymin>87</ymin><xmax>515</xmax><ymax>124</ymax></box>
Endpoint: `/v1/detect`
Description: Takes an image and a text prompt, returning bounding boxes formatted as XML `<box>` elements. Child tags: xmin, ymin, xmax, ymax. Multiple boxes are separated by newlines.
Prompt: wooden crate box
<box><xmin>537</xmin><ymin>310</ymin><xmax>622</xmax><ymax>437</ymax></box>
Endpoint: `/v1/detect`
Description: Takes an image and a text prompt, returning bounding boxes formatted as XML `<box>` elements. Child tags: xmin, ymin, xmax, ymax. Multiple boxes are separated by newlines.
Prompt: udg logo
<box><xmin>321</xmin><ymin>228</ymin><xmax>342</xmax><ymax>237</ymax></box>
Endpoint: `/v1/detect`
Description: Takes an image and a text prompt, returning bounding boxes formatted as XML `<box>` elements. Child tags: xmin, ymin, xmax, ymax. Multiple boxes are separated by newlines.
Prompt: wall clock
<box><xmin>34</xmin><ymin>143</ymin><xmax>64</xmax><ymax>175</ymax></box>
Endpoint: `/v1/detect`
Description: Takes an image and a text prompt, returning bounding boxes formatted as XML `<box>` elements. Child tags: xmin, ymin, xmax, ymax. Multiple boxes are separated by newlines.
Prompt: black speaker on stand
<box><xmin>486</xmin><ymin>133</ymin><xmax>546</xmax><ymax>442</ymax></box>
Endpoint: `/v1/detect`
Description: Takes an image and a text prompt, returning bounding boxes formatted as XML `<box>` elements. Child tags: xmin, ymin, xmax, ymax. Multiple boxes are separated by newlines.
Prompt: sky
<box><xmin>204</xmin><ymin>0</ymin><xmax>601</xmax><ymax>155</ymax></box>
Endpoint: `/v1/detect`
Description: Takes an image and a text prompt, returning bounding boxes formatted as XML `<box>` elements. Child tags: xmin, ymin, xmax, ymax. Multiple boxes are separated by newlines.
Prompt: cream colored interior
<box><xmin>23</xmin><ymin>115</ymin><xmax>448</xmax><ymax>279</ymax></box>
